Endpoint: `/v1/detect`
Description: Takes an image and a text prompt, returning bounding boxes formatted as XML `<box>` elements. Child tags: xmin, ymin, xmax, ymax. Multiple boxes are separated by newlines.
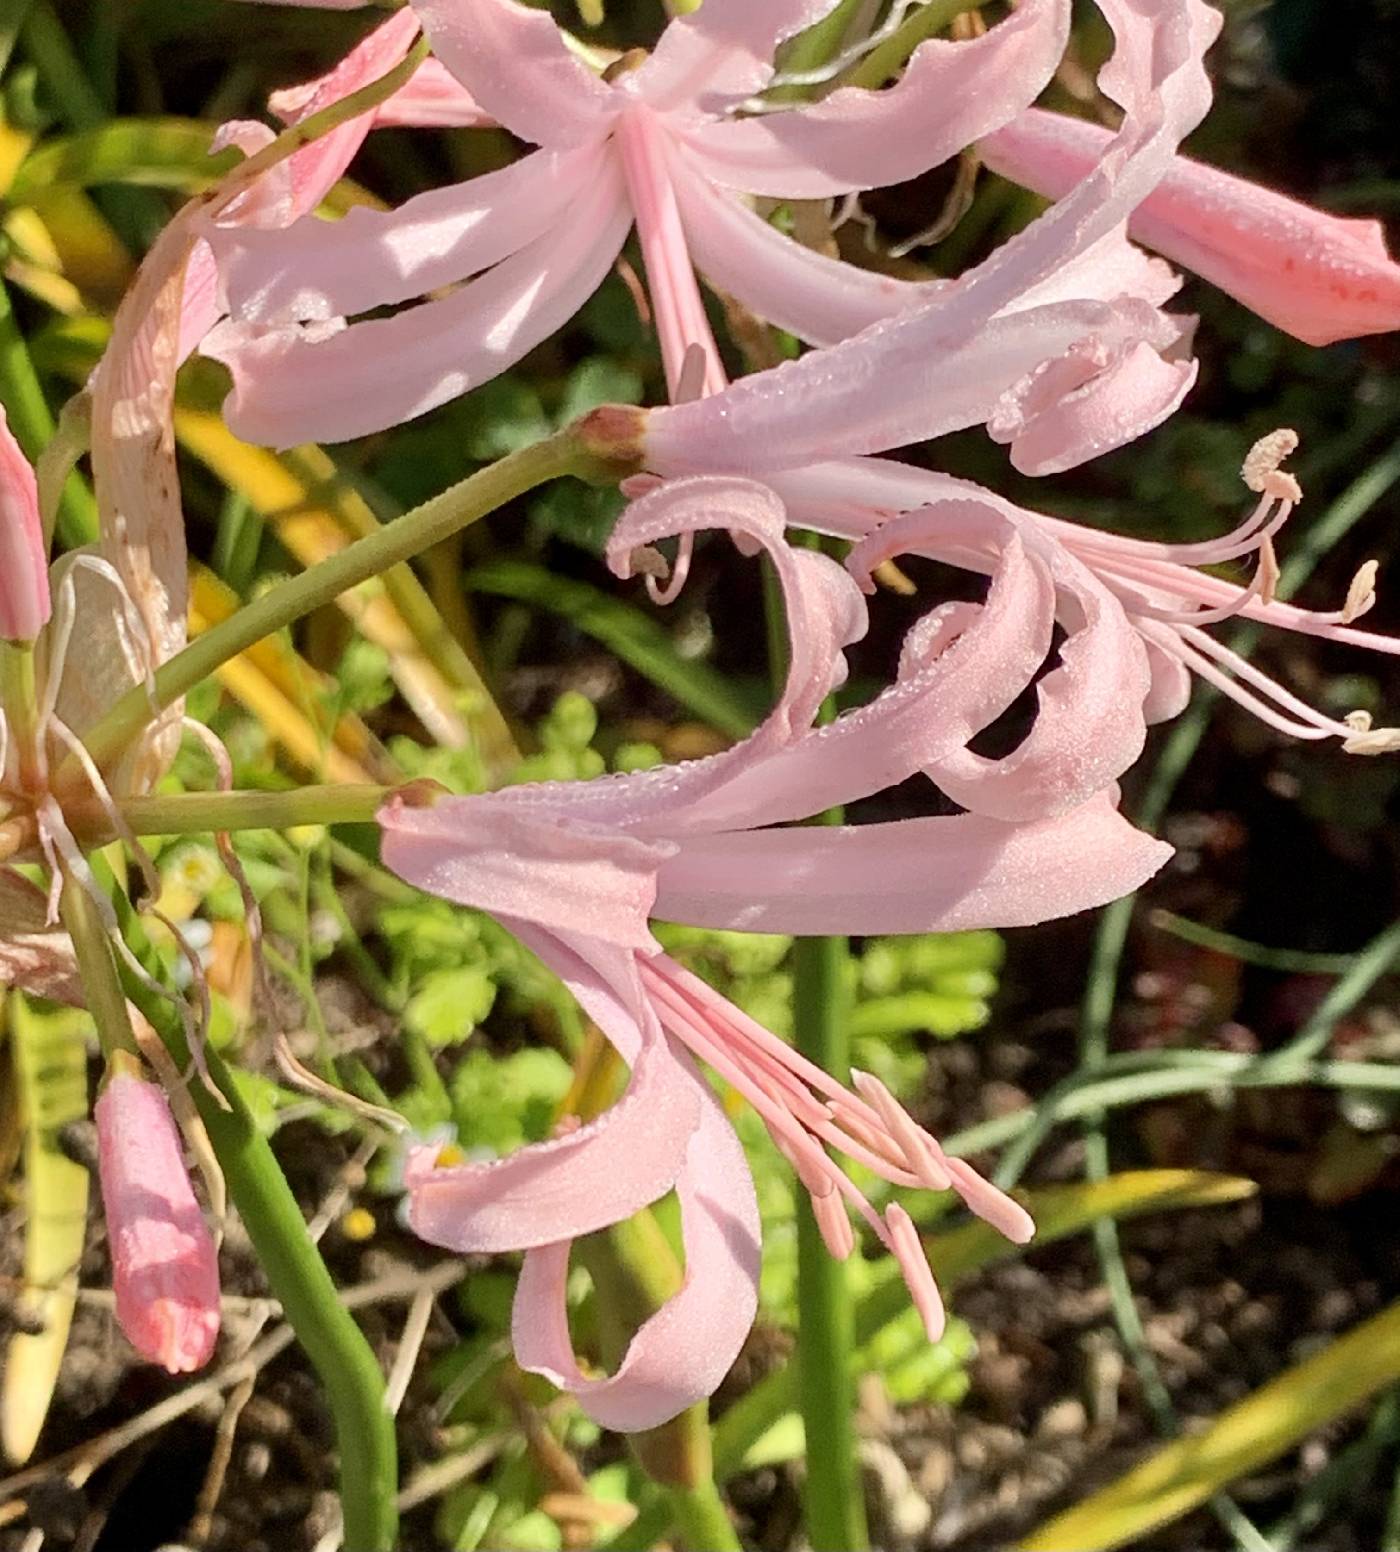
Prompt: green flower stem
<box><xmin>668</xmin><ymin>1482</ymin><xmax>746</xmax><ymax>1552</ymax></box>
<box><xmin>113</xmin><ymin>784</ymin><xmax>395</xmax><ymax>839</ymax></box>
<box><xmin>75</xmin><ymin>430</ymin><xmax>608</xmax><ymax>777</ymax></box>
<box><xmin>0</xmin><ymin>277</ymin><xmax>98</xmax><ymax>547</ymax></box>
<box><xmin>765</xmin><ymin>556</ymin><xmax>867</xmax><ymax>1552</ymax></box>
<box><xmin>56</xmin><ymin>875</ymin><xmax>138</xmax><ymax>1061</ymax></box>
<box><xmin>793</xmin><ymin>927</ymin><xmax>868</xmax><ymax>1552</ymax></box>
<box><xmin>844</xmin><ymin>0</ymin><xmax>975</xmax><ymax>89</ymax></box>
<box><xmin>98</xmin><ymin>862</ymin><xmax>398</xmax><ymax>1550</ymax></box>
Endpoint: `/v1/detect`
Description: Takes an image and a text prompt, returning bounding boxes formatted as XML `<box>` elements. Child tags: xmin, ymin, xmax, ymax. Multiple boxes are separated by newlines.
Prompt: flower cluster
<box><xmin>180</xmin><ymin>0</ymin><xmax>1400</xmax><ymax>1427</ymax></box>
<box><xmin>9</xmin><ymin>0</ymin><xmax>1400</xmax><ymax>1426</ymax></box>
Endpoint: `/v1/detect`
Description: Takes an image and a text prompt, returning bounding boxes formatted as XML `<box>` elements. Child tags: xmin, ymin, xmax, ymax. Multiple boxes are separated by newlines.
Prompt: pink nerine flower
<box><xmin>180</xmin><ymin>8</ymin><xmax>485</xmax><ymax>362</ymax></box>
<box><xmin>203</xmin><ymin>0</ymin><xmax>1073</xmax><ymax>443</ymax></box>
<box><xmin>378</xmin><ymin>478</ymin><xmax>1172</xmax><ymax>1431</ymax></box>
<box><xmin>95</xmin><ymin>1071</ymin><xmax>221</xmax><ymax>1374</ymax></box>
<box><xmin>0</xmin><ymin>406</ymin><xmax>50</xmax><ymax>642</ymax></box>
<box><xmin>981</xmin><ymin>108</ymin><xmax>1400</xmax><ymax>347</ymax></box>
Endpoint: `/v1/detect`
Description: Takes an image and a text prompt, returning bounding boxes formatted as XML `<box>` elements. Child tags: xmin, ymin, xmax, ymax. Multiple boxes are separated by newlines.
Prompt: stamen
<box><xmin>1342</xmin><ymin>710</ymin><xmax>1400</xmax><ymax>755</ymax></box>
<box><xmin>884</xmin><ymin>1202</ymin><xmax>945</xmax><ymax>1342</ymax></box>
<box><xmin>850</xmin><ymin>1068</ymin><xmax>952</xmax><ymax>1189</ymax></box>
<box><xmin>1342</xmin><ymin>560</ymin><xmax>1380</xmax><ymax>624</ymax></box>
<box><xmin>1241</xmin><ymin>428</ymin><xmax>1301</xmax><ymax>500</ymax></box>
<box><xmin>811</xmin><ymin>1189</ymin><xmax>856</xmax><ymax>1261</ymax></box>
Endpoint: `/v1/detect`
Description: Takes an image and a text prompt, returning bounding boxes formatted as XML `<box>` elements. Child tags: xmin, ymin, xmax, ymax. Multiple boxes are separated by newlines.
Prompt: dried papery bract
<box><xmin>95</xmin><ymin>1067</ymin><xmax>221</xmax><ymax>1373</ymax></box>
<box><xmin>0</xmin><ymin>407</ymin><xmax>50</xmax><ymax>644</ymax></box>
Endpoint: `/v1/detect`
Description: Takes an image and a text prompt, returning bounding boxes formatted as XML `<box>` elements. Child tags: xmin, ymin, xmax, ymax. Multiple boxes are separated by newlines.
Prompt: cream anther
<box><xmin>1342</xmin><ymin>710</ymin><xmax>1400</xmax><ymax>755</ymax></box>
<box><xmin>1242</xmin><ymin>428</ymin><xmax>1301</xmax><ymax>500</ymax></box>
<box><xmin>1342</xmin><ymin>560</ymin><xmax>1380</xmax><ymax>625</ymax></box>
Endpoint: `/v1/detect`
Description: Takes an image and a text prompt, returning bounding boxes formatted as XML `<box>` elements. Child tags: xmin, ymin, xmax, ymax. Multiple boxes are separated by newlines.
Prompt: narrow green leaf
<box><xmin>1</xmin><ymin>1000</ymin><xmax>90</xmax><ymax>1465</ymax></box>
<box><xmin>467</xmin><ymin>559</ymin><xmax>761</xmax><ymax>740</ymax></box>
<box><xmin>1020</xmin><ymin>1297</ymin><xmax>1400</xmax><ymax>1551</ymax></box>
<box><xmin>712</xmin><ymin>1170</ymin><xmax>1257</xmax><ymax>1479</ymax></box>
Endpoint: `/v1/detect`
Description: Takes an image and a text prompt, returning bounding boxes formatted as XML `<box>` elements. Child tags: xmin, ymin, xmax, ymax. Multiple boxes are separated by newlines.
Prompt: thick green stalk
<box><xmin>56</xmin><ymin>876</ymin><xmax>137</xmax><ymax>1061</ymax></box>
<box><xmin>765</xmin><ymin>558</ymin><xmax>867</xmax><ymax>1552</ymax></box>
<box><xmin>115</xmin><ymin>784</ymin><xmax>394</xmax><ymax>839</ymax></box>
<box><xmin>76</xmin><ymin>430</ymin><xmax>607</xmax><ymax>775</ymax></box>
<box><xmin>100</xmin><ymin>866</ymin><xmax>398</xmax><ymax>1549</ymax></box>
<box><xmin>668</xmin><ymin>1482</ymin><xmax>746</xmax><ymax>1552</ymax></box>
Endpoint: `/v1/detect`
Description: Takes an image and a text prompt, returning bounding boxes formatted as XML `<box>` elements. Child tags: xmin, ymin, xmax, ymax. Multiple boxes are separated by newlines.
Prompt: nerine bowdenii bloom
<box><xmin>378</xmin><ymin>478</ymin><xmax>1172</xmax><ymax>1430</ymax></box>
<box><xmin>203</xmin><ymin>0</ymin><xmax>1075</xmax><ymax>442</ymax></box>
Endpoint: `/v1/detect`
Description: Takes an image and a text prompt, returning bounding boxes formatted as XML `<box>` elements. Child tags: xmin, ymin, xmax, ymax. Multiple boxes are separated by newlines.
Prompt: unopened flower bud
<box><xmin>95</xmin><ymin>1069</ymin><xmax>220</xmax><ymax>1373</ymax></box>
<box><xmin>0</xmin><ymin>407</ymin><xmax>50</xmax><ymax>642</ymax></box>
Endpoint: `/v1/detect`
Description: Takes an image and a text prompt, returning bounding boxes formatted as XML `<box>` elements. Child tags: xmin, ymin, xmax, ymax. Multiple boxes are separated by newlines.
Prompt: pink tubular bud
<box><xmin>0</xmin><ymin>406</ymin><xmax>50</xmax><ymax>642</ymax></box>
<box><xmin>95</xmin><ymin>1072</ymin><xmax>220</xmax><ymax>1374</ymax></box>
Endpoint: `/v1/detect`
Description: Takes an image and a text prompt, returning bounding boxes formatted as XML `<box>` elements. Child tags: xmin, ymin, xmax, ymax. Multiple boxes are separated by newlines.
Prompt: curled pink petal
<box><xmin>0</xmin><ymin>405</ymin><xmax>49</xmax><ymax>641</ymax></box>
<box><xmin>983</xmin><ymin>107</ymin><xmax>1400</xmax><ymax>345</ymax></box>
<box><xmin>684</xmin><ymin>0</ymin><xmax>1070</xmax><ymax>199</ymax></box>
<box><xmin>644</xmin><ymin>0</ymin><xmax>1221</xmax><ymax>475</ymax></box>
<box><xmin>213</xmin><ymin>145</ymin><xmax>592</xmax><ymax>326</ymax></box>
<box><xmin>989</xmin><ymin>337</ymin><xmax>1199</xmax><ymax>477</ymax></box>
<box><xmin>404</xmin><ymin>935</ymin><xmax>701</xmax><ymax>1254</ymax></box>
<box><xmin>850</xmin><ymin>496</ymin><xmax>1152</xmax><ymax>818</ymax></box>
<box><xmin>413</xmin><ymin>0</ymin><xmax>616</xmax><ymax>148</ymax></box>
<box><xmin>206</xmin><ymin>158</ymin><xmax>633</xmax><ymax>446</ymax></box>
<box><xmin>653</xmin><ymin>796</ymin><xmax>1171</xmax><ymax>934</ymax></box>
<box><xmin>95</xmin><ymin>1073</ymin><xmax>220</xmax><ymax>1374</ymax></box>
<box><xmin>627</xmin><ymin>0</ymin><xmax>842</xmax><ymax>119</ymax></box>
<box><xmin>512</xmin><ymin>1074</ymin><xmax>761</xmax><ymax>1431</ymax></box>
<box><xmin>379</xmin><ymin>793</ymin><xmax>674</xmax><ymax>952</ymax></box>
<box><xmin>607</xmin><ymin>476</ymin><xmax>867</xmax><ymax>742</ymax></box>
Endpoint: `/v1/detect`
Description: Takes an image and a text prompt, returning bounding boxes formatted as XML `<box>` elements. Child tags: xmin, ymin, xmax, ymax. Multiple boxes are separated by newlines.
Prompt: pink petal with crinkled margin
<box><xmin>848</xmin><ymin>492</ymin><xmax>1151</xmax><ymax>819</ymax></box>
<box><xmin>645</xmin><ymin>296</ymin><xmax>1177</xmax><ymax>475</ymax></box>
<box><xmin>401</xmin><ymin>934</ymin><xmax>702</xmax><ymax>1254</ymax></box>
<box><xmin>668</xmin><ymin>142</ymin><xmax>928</xmax><ymax>344</ymax></box>
<box><xmin>214</xmin><ymin>145</ymin><xmax>590</xmax><ymax>325</ymax></box>
<box><xmin>653</xmin><ymin>796</ymin><xmax>1172</xmax><ymax>934</ymax></box>
<box><xmin>413</xmin><ymin>0</ymin><xmax>616</xmax><ymax>148</ymax></box>
<box><xmin>674</xmin><ymin>529</ymin><xmax>1056</xmax><ymax>831</ymax></box>
<box><xmin>423</xmin><ymin>479</ymin><xmax>866</xmax><ymax>852</ymax></box>
<box><xmin>643</xmin><ymin>0</ymin><xmax>1219</xmax><ymax>474</ymax></box>
<box><xmin>683</xmin><ymin>0</ymin><xmax>1069</xmax><ymax>198</ymax></box>
<box><xmin>627</xmin><ymin>0</ymin><xmax>840</xmax><ymax>120</ymax></box>
<box><xmin>513</xmin><ymin>1047</ymin><xmax>760</xmax><ymax>1430</ymax></box>
<box><xmin>989</xmin><ymin>337</ymin><xmax>1198</xmax><ymax>476</ymax></box>
<box><xmin>983</xmin><ymin>106</ymin><xmax>1400</xmax><ymax>345</ymax></box>
<box><xmin>205</xmin><ymin>152</ymin><xmax>631</xmax><ymax>446</ymax></box>
<box><xmin>607</xmin><ymin>476</ymin><xmax>866</xmax><ymax>741</ymax></box>
<box><xmin>377</xmin><ymin>793</ymin><xmax>674</xmax><ymax>951</ymax></box>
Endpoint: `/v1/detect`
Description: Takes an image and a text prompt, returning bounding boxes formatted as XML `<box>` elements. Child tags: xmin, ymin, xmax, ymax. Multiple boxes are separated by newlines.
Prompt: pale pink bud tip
<box><xmin>0</xmin><ymin>406</ymin><xmax>50</xmax><ymax>642</ymax></box>
<box><xmin>95</xmin><ymin>1073</ymin><xmax>221</xmax><ymax>1374</ymax></box>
